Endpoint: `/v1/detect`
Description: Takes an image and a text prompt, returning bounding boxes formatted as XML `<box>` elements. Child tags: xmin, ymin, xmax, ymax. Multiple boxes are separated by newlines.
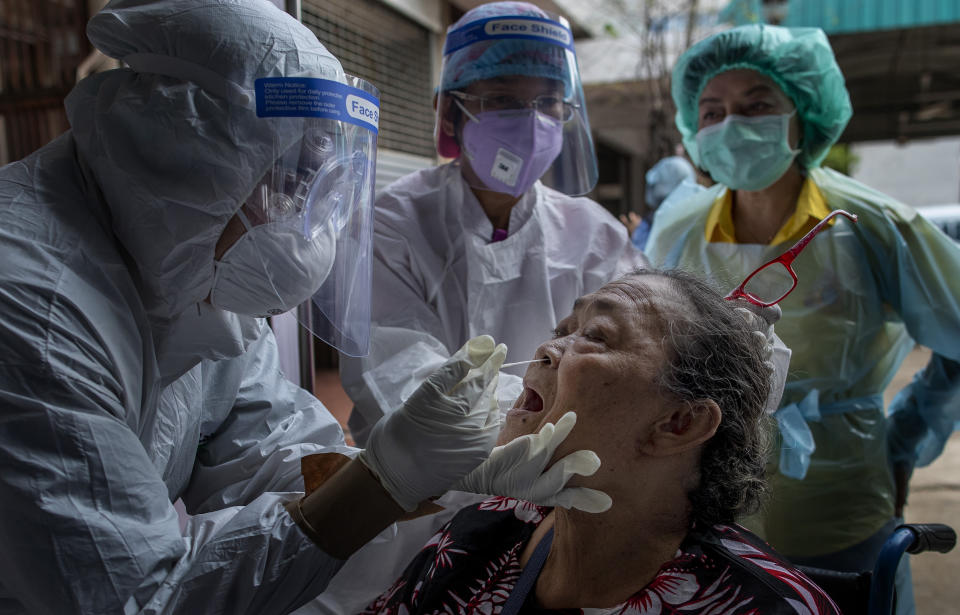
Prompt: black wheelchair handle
<box><xmin>902</xmin><ymin>523</ymin><xmax>957</xmax><ymax>554</ymax></box>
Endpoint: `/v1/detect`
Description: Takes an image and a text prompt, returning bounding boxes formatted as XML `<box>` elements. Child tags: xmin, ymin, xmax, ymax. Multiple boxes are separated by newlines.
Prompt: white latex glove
<box><xmin>732</xmin><ymin>301</ymin><xmax>791</xmax><ymax>415</ymax></box>
<box><xmin>359</xmin><ymin>335</ymin><xmax>507</xmax><ymax>511</ymax></box>
<box><xmin>452</xmin><ymin>412</ymin><xmax>612</xmax><ymax>513</ymax></box>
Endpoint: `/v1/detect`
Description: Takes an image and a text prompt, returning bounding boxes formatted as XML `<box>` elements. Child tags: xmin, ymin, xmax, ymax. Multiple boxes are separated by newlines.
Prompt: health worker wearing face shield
<box><xmin>339</xmin><ymin>1</ymin><xmax>646</xmax><ymax>450</ymax></box>
<box><xmin>645</xmin><ymin>23</ymin><xmax>960</xmax><ymax>599</ymax></box>
<box><xmin>0</xmin><ymin>1</ymin><xmax>603</xmax><ymax>613</ymax></box>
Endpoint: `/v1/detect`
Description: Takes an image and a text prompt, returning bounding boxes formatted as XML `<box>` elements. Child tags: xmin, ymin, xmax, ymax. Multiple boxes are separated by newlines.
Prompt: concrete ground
<box><xmin>314</xmin><ymin>345</ymin><xmax>959</xmax><ymax>612</ymax></box>
<box><xmin>885</xmin><ymin>347</ymin><xmax>960</xmax><ymax>614</ymax></box>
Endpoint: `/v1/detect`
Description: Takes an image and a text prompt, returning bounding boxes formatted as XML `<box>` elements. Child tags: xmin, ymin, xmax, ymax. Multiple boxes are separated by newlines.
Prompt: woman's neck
<box><xmin>471</xmin><ymin>186</ymin><xmax>520</xmax><ymax>230</ymax></box>
<box><xmin>459</xmin><ymin>160</ymin><xmax>521</xmax><ymax>230</ymax></box>
<box><xmin>731</xmin><ymin>163</ymin><xmax>805</xmax><ymax>244</ymax></box>
<box><xmin>527</xmin><ymin>489</ymin><xmax>691</xmax><ymax>609</ymax></box>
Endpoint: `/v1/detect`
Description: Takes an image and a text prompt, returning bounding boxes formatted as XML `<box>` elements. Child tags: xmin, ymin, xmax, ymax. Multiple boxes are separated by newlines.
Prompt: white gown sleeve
<box><xmin>0</xmin><ymin>323</ymin><xmax>349</xmax><ymax>614</ymax></box>
<box><xmin>293</xmin><ymin>491</ymin><xmax>484</xmax><ymax>614</ymax></box>
<box><xmin>183</xmin><ymin>325</ymin><xmax>352</xmax><ymax>510</ymax></box>
<box><xmin>339</xmin><ymin>201</ymin><xmax>522</xmax><ymax>444</ymax></box>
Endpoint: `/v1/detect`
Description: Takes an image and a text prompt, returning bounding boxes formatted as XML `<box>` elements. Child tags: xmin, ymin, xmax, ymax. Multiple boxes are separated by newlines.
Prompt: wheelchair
<box><xmin>795</xmin><ymin>523</ymin><xmax>956</xmax><ymax>615</ymax></box>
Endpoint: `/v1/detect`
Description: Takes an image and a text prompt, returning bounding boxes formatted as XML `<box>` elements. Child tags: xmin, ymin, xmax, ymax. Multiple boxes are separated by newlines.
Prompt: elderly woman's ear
<box><xmin>641</xmin><ymin>400</ymin><xmax>721</xmax><ymax>456</ymax></box>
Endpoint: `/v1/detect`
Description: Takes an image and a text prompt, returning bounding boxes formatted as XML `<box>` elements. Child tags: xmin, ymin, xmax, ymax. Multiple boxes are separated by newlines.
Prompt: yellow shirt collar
<box><xmin>704</xmin><ymin>178</ymin><xmax>832</xmax><ymax>245</ymax></box>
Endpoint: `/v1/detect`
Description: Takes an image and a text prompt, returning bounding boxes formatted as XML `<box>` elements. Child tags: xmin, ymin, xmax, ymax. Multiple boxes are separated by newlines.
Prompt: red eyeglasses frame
<box><xmin>724</xmin><ymin>209</ymin><xmax>859</xmax><ymax>307</ymax></box>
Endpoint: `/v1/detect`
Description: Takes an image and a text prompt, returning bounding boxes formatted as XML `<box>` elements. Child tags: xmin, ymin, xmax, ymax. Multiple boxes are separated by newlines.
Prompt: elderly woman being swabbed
<box><xmin>361</xmin><ymin>268</ymin><xmax>840</xmax><ymax>615</ymax></box>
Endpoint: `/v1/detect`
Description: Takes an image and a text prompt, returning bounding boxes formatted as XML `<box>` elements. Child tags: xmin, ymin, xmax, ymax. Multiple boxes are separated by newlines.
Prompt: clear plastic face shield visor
<box><xmin>221</xmin><ymin>75</ymin><xmax>379</xmax><ymax>356</ymax></box>
<box><xmin>435</xmin><ymin>13</ymin><xmax>598</xmax><ymax>197</ymax></box>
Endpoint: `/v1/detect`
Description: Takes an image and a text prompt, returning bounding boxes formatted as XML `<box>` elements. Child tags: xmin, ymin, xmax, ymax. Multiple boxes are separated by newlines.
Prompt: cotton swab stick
<box><xmin>500</xmin><ymin>358</ymin><xmax>549</xmax><ymax>369</ymax></box>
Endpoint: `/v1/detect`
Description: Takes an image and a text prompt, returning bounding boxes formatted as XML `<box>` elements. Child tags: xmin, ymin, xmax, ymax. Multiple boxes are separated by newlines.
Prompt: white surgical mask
<box><xmin>210</xmin><ymin>210</ymin><xmax>336</xmax><ymax>317</ymax></box>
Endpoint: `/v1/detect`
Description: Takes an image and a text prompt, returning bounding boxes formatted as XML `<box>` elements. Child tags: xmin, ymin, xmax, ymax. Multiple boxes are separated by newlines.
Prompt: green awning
<box><xmin>721</xmin><ymin>0</ymin><xmax>960</xmax><ymax>34</ymax></box>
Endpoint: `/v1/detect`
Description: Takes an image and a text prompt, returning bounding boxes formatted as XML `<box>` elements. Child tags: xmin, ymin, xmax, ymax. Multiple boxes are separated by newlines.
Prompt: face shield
<box><xmin>435</xmin><ymin>12</ymin><xmax>598</xmax><ymax>197</ymax></box>
<box><xmin>211</xmin><ymin>75</ymin><xmax>379</xmax><ymax>356</ymax></box>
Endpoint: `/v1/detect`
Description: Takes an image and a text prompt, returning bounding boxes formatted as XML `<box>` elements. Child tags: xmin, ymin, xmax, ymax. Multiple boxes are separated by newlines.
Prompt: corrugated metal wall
<box><xmin>375</xmin><ymin>149</ymin><xmax>434</xmax><ymax>193</ymax></box>
<box><xmin>0</xmin><ymin>0</ymin><xmax>89</xmax><ymax>165</ymax></box>
<box><xmin>301</xmin><ymin>0</ymin><xmax>436</xmax><ymax>158</ymax></box>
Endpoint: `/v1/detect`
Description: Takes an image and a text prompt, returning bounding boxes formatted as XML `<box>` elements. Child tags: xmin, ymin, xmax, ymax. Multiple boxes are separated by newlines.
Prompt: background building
<box><xmin>4</xmin><ymin>0</ymin><xmax>960</xmax><ymax>368</ymax></box>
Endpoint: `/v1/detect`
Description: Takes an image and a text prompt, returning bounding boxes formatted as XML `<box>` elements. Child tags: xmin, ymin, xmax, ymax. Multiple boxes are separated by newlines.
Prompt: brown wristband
<box><xmin>284</xmin><ymin>497</ymin><xmax>327</xmax><ymax>546</ymax></box>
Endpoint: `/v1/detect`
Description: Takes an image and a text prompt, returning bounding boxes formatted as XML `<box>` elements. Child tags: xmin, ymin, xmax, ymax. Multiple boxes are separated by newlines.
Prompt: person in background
<box><xmin>340</xmin><ymin>1</ymin><xmax>644</xmax><ymax>447</ymax></box>
<box><xmin>646</xmin><ymin>24</ymin><xmax>960</xmax><ymax>613</ymax></box>
<box><xmin>619</xmin><ymin>155</ymin><xmax>697</xmax><ymax>252</ymax></box>
<box><xmin>0</xmin><ymin>1</ymin><xmax>598</xmax><ymax>612</ymax></box>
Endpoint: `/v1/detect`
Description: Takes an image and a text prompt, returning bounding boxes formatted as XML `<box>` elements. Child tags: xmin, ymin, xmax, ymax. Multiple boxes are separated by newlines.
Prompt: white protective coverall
<box><xmin>341</xmin><ymin>163</ymin><xmax>647</xmax><ymax>445</ymax></box>
<box><xmin>0</xmin><ymin>1</ymin><xmax>449</xmax><ymax>613</ymax></box>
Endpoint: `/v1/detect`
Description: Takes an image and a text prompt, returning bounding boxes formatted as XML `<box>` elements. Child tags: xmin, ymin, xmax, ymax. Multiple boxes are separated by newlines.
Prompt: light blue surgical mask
<box><xmin>696</xmin><ymin>112</ymin><xmax>800</xmax><ymax>191</ymax></box>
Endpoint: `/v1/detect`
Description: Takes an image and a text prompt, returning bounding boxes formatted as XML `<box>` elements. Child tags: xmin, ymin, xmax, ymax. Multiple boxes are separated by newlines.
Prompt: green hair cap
<box><xmin>672</xmin><ymin>24</ymin><xmax>852</xmax><ymax>169</ymax></box>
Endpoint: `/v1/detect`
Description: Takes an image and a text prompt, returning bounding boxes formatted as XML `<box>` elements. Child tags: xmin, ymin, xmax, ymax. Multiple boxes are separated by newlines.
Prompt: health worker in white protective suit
<box><xmin>0</xmin><ymin>1</ymin><xmax>605</xmax><ymax>613</ymax></box>
<box><xmin>340</xmin><ymin>1</ymin><xmax>647</xmax><ymax>448</ymax></box>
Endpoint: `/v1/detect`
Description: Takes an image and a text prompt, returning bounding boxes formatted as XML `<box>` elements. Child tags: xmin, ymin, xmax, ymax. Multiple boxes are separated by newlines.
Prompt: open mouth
<box><xmin>513</xmin><ymin>387</ymin><xmax>544</xmax><ymax>413</ymax></box>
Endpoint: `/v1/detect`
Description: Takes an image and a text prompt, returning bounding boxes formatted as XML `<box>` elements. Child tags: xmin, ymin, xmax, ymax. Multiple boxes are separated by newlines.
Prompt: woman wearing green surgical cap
<box><xmin>646</xmin><ymin>24</ymin><xmax>960</xmax><ymax>611</ymax></box>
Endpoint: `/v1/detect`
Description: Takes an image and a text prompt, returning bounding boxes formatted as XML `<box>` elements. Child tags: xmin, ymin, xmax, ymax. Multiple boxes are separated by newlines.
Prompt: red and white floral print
<box><xmin>582</xmin><ymin>567</ymin><xmax>758</xmax><ymax>615</ymax></box>
<box><xmin>429</xmin><ymin>546</ymin><xmax>523</xmax><ymax>615</ymax></box>
<box><xmin>363</xmin><ymin>503</ymin><xmax>840</xmax><ymax>615</ymax></box>
<box><xmin>720</xmin><ymin>526</ymin><xmax>839</xmax><ymax>615</ymax></box>
<box><xmin>611</xmin><ymin>570</ymin><xmax>701</xmax><ymax>614</ymax></box>
<box><xmin>424</xmin><ymin>530</ymin><xmax>469</xmax><ymax>580</ymax></box>
<box><xmin>477</xmin><ymin>496</ymin><xmax>545</xmax><ymax>524</ymax></box>
<box><xmin>362</xmin><ymin>578</ymin><xmax>408</xmax><ymax>615</ymax></box>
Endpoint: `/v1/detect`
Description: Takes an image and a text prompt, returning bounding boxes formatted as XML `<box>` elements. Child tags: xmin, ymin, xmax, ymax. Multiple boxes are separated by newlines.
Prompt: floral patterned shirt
<box><xmin>361</xmin><ymin>497</ymin><xmax>840</xmax><ymax>615</ymax></box>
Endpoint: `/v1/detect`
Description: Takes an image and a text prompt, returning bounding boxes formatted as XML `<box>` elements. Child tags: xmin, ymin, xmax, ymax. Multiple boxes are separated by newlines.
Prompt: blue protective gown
<box><xmin>646</xmin><ymin>167</ymin><xmax>960</xmax><ymax>557</ymax></box>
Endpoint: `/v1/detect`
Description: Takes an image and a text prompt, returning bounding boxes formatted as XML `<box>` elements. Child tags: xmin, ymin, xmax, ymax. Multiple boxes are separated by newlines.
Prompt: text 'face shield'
<box><xmin>246</xmin><ymin>75</ymin><xmax>378</xmax><ymax>356</ymax></box>
<box><xmin>435</xmin><ymin>13</ymin><xmax>598</xmax><ymax>197</ymax></box>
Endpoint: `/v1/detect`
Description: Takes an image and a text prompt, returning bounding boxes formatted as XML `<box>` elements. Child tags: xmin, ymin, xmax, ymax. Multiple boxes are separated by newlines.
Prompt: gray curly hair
<box><xmin>625</xmin><ymin>268</ymin><xmax>773</xmax><ymax>527</ymax></box>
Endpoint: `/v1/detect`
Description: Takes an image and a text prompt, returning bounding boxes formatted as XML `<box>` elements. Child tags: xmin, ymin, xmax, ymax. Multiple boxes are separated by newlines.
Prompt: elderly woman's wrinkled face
<box><xmin>501</xmin><ymin>275</ymin><xmax>684</xmax><ymax>475</ymax></box>
<box><xmin>698</xmin><ymin>69</ymin><xmax>801</xmax><ymax>147</ymax></box>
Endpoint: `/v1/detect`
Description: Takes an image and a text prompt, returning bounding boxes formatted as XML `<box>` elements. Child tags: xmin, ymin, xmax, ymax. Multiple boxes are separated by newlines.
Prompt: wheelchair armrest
<box><xmin>868</xmin><ymin>523</ymin><xmax>957</xmax><ymax>615</ymax></box>
<box><xmin>901</xmin><ymin>523</ymin><xmax>956</xmax><ymax>555</ymax></box>
<box><xmin>795</xmin><ymin>566</ymin><xmax>871</xmax><ymax>615</ymax></box>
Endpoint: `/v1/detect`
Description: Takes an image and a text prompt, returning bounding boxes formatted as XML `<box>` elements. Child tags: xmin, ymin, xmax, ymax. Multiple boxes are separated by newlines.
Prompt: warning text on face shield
<box><xmin>255</xmin><ymin>78</ymin><xmax>380</xmax><ymax>133</ymax></box>
<box><xmin>257</xmin><ymin>80</ymin><xmax>340</xmax><ymax>116</ymax></box>
<box><xmin>346</xmin><ymin>95</ymin><xmax>379</xmax><ymax>130</ymax></box>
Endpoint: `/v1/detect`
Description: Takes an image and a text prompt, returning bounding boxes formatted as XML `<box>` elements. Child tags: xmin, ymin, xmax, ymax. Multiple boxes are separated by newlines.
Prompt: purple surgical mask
<box><xmin>459</xmin><ymin>104</ymin><xmax>563</xmax><ymax>198</ymax></box>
